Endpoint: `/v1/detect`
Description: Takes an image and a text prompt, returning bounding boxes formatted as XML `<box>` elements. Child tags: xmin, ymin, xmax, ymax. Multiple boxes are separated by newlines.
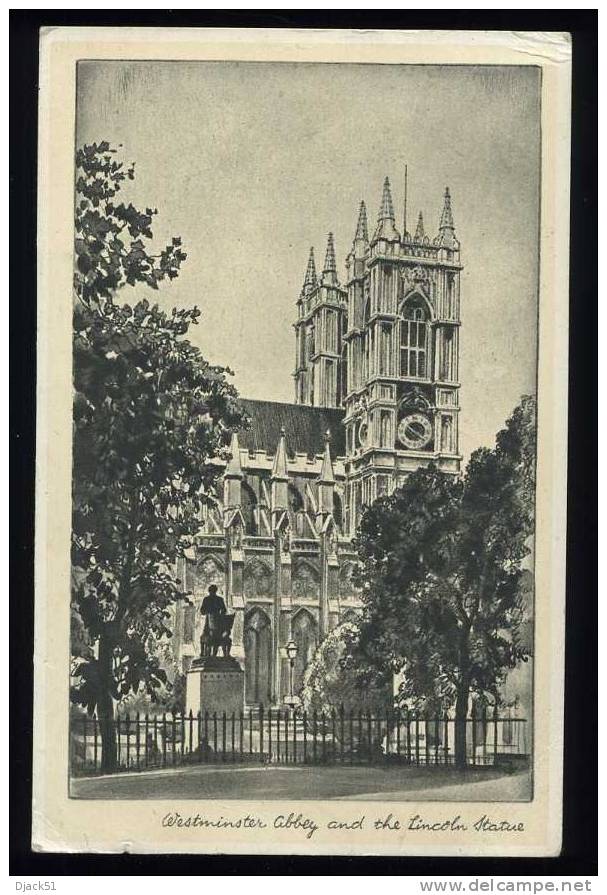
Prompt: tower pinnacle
<box><xmin>319</xmin><ymin>430</ymin><xmax>335</xmax><ymax>484</ymax></box>
<box><xmin>223</xmin><ymin>431</ymin><xmax>243</xmax><ymax>509</ymax></box>
<box><xmin>321</xmin><ymin>232</ymin><xmax>339</xmax><ymax>285</ymax></box>
<box><xmin>372</xmin><ymin>176</ymin><xmax>400</xmax><ymax>243</ymax></box>
<box><xmin>225</xmin><ymin>431</ymin><xmax>243</xmax><ymax>479</ymax></box>
<box><xmin>350</xmin><ymin>200</ymin><xmax>369</xmax><ymax>263</ymax></box>
<box><xmin>414</xmin><ymin>211</ymin><xmax>425</xmax><ymax>241</ymax></box>
<box><xmin>302</xmin><ymin>246</ymin><xmax>318</xmax><ymax>293</ymax></box>
<box><xmin>317</xmin><ymin>430</ymin><xmax>336</xmax><ymax>519</ymax></box>
<box><xmin>439</xmin><ymin>187</ymin><xmax>455</xmax><ymax>230</ymax></box>
<box><xmin>437</xmin><ymin>186</ymin><xmax>457</xmax><ymax>249</ymax></box>
<box><xmin>271</xmin><ymin>427</ymin><xmax>288</xmax><ymax>480</ymax></box>
<box><xmin>323</xmin><ymin>232</ymin><xmax>336</xmax><ymax>272</ymax></box>
<box><xmin>377</xmin><ymin>176</ymin><xmax>395</xmax><ymax>222</ymax></box>
<box><xmin>271</xmin><ymin>427</ymin><xmax>289</xmax><ymax>513</ymax></box>
<box><xmin>354</xmin><ymin>201</ymin><xmax>369</xmax><ymax>242</ymax></box>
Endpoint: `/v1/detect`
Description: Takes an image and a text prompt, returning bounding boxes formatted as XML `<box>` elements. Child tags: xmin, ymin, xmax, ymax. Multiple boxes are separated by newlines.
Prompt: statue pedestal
<box><xmin>186</xmin><ymin>656</ymin><xmax>245</xmax><ymax>719</ymax></box>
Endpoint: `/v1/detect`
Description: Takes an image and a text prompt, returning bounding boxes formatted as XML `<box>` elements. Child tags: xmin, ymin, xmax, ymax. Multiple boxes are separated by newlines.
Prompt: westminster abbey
<box><xmin>173</xmin><ymin>174</ymin><xmax>462</xmax><ymax>706</ymax></box>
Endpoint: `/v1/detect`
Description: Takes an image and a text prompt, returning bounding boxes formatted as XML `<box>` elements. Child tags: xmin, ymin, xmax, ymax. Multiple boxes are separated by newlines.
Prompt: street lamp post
<box><xmin>285</xmin><ymin>639</ymin><xmax>298</xmax><ymax>708</ymax></box>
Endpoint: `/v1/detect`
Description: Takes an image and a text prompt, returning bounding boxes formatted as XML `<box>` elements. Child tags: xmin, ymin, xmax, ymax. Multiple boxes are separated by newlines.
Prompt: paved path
<box><xmin>71</xmin><ymin>763</ymin><xmax>531</xmax><ymax>802</ymax></box>
<box><xmin>340</xmin><ymin>769</ymin><xmax>532</xmax><ymax>801</ymax></box>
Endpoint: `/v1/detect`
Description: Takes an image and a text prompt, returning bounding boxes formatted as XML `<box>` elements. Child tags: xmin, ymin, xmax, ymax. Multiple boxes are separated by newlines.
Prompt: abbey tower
<box><xmin>174</xmin><ymin>171</ymin><xmax>462</xmax><ymax>706</ymax></box>
<box><xmin>295</xmin><ymin>173</ymin><xmax>462</xmax><ymax>533</ymax></box>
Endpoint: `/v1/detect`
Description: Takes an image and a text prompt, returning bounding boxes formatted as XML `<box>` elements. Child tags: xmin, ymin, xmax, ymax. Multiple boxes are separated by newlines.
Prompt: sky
<box><xmin>76</xmin><ymin>61</ymin><xmax>541</xmax><ymax>463</ymax></box>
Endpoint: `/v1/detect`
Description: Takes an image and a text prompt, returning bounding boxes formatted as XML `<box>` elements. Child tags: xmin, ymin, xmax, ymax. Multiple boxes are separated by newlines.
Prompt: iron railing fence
<box><xmin>70</xmin><ymin>705</ymin><xmax>528</xmax><ymax>776</ymax></box>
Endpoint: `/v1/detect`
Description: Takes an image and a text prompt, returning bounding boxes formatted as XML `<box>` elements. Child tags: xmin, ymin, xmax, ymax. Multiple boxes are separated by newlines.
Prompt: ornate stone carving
<box><xmin>400</xmin><ymin>264</ymin><xmax>436</xmax><ymax>300</ymax></box>
<box><xmin>400</xmin><ymin>385</ymin><xmax>432</xmax><ymax>412</ymax></box>
<box><xmin>280</xmin><ymin>522</ymin><xmax>291</xmax><ymax>554</ymax></box>
<box><xmin>230</xmin><ymin>520</ymin><xmax>243</xmax><ymax>551</ymax></box>
<box><xmin>325</xmin><ymin>524</ymin><xmax>338</xmax><ymax>557</ymax></box>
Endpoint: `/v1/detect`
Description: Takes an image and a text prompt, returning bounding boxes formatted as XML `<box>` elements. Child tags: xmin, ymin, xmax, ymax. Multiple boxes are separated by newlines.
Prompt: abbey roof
<box><xmin>238</xmin><ymin>399</ymin><xmax>346</xmax><ymax>459</ymax></box>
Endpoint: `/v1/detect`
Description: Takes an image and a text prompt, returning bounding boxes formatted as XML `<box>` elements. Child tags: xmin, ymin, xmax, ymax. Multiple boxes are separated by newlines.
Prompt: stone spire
<box><xmin>224</xmin><ymin>431</ymin><xmax>242</xmax><ymax>509</ymax></box>
<box><xmin>271</xmin><ymin>427</ymin><xmax>288</xmax><ymax>480</ymax></box>
<box><xmin>372</xmin><ymin>176</ymin><xmax>400</xmax><ymax>243</ymax></box>
<box><xmin>317</xmin><ymin>431</ymin><xmax>335</xmax><ymax>515</ymax></box>
<box><xmin>319</xmin><ymin>430</ymin><xmax>335</xmax><ymax>484</ymax></box>
<box><xmin>437</xmin><ymin>186</ymin><xmax>457</xmax><ymax>249</ymax></box>
<box><xmin>414</xmin><ymin>211</ymin><xmax>425</xmax><ymax>242</ymax></box>
<box><xmin>439</xmin><ymin>187</ymin><xmax>455</xmax><ymax>230</ymax></box>
<box><xmin>350</xmin><ymin>200</ymin><xmax>369</xmax><ymax>263</ymax></box>
<box><xmin>378</xmin><ymin>176</ymin><xmax>395</xmax><ymax>222</ymax></box>
<box><xmin>321</xmin><ymin>232</ymin><xmax>339</xmax><ymax>285</ymax></box>
<box><xmin>354</xmin><ymin>200</ymin><xmax>369</xmax><ymax>243</ymax></box>
<box><xmin>271</xmin><ymin>427</ymin><xmax>289</xmax><ymax>512</ymax></box>
<box><xmin>225</xmin><ymin>431</ymin><xmax>242</xmax><ymax>478</ymax></box>
<box><xmin>302</xmin><ymin>246</ymin><xmax>317</xmax><ymax>293</ymax></box>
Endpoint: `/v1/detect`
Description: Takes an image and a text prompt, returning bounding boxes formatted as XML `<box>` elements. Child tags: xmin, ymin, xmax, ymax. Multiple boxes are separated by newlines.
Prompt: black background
<box><xmin>10</xmin><ymin>9</ymin><xmax>597</xmax><ymax>878</ymax></box>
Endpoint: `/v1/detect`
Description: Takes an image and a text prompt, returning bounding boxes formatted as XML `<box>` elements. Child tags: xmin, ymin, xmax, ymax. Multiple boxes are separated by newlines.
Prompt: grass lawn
<box><xmin>71</xmin><ymin>762</ymin><xmax>531</xmax><ymax>802</ymax></box>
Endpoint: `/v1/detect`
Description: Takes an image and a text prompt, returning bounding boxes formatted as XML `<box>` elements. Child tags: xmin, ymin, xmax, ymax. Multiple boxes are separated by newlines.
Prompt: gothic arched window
<box><xmin>244</xmin><ymin>608</ymin><xmax>272</xmax><ymax>705</ymax></box>
<box><xmin>241</xmin><ymin>481</ymin><xmax>258</xmax><ymax>535</ymax></box>
<box><xmin>288</xmin><ymin>484</ymin><xmax>306</xmax><ymax>536</ymax></box>
<box><xmin>307</xmin><ymin>323</ymin><xmax>315</xmax><ymax>358</ymax></box>
<box><xmin>400</xmin><ymin>298</ymin><xmax>429</xmax><ymax>379</ymax></box>
<box><xmin>292</xmin><ymin>560</ymin><xmax>320</xmax><ymax>600</ymax></box>
<box><xmin>363</xmin><ymin>298</ymin><xmax>372</xmax><ymax>381</ymax></box>
<box><xmin>379</xmin><ymin>323</ymin><xmax>392</xmax><ymax>375</ymax></box>
<box><xmin>332</xmin><ymin>492</ymin><xmax>343</xmax><ymax>530</ymax></box>
<box><xmin>195</xmin><ymin>557</ymin><xmax>225</xmax><ymax>596</ymax></box>
<box><xmin>288</xmin><ymin>484</ymin><xmax>304</xmax><ymax>514</ymax></box>
<box><xmin>292</xmin><ymin>608</ymin><xmax>319</xmax><ymax>693</ymax></box>
<box><xmin>182</xmin><ymin>603</ymin><xmax>197</xmax><ymax>644</ymax></box>
<box><xmin>243</xmin><ymin>559</ymin><xmax>273</xmax><ymax>599</ymax></box>
<box><xmin>339</xmin><ymin>561</ymin><xmax>360</xmax><ymax>600</ymax></box>
<box><xmin>188</xmin><ymin>557</ymin><xmax>225</xmax><ymax>644</ymax></box>
<box><xmin>380</xmin><ymin>410</ymin><xmax>391</xmax><ymax>447</ymax></box>
<box><xmin>339</xmin><ymin>343</ymin><xmax>348</xmax><ymax>403</ymax></box>
<box><xmin>441</xmin><ymin>415</ymin><xmax>453</xmax><ymax>453</ymax></box>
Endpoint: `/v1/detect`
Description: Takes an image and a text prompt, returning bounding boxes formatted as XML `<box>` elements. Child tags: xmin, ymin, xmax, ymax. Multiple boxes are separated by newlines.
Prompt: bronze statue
<box><xmin>199</xmin><ymin>584</ymin><xmax>234</xmax><ymax>658</ymax></box>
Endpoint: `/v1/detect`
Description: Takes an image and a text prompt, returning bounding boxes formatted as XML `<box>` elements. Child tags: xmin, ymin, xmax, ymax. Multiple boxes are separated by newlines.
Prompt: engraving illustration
<box><xmin>68</xmin><ymin>60</ymin><xmax>540</xmax><ymax>804</ymax></box>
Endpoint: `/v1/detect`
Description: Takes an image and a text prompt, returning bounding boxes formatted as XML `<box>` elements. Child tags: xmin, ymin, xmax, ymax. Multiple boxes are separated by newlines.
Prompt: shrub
<box><xmin>301</xmin><ymin>623</ymin><xmax>393</xmax><ymax>719</ymax></box>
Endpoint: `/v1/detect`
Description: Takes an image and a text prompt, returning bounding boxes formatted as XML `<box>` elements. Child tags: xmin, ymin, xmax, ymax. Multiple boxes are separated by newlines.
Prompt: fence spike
<box><xmin>71</xmin><ymin>701</ymin><xmax>525</xmax><ymax>775</ymax></box>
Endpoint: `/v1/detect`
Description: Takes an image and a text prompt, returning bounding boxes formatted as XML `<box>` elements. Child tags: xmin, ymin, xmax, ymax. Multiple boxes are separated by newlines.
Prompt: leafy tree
<box><xmin>71</xmin><ymin>143</ymin><xmax>247</xmax><ymax>770</ymax></box>
<box><xmin>116</xmin><ymin>641</ymin><xmax>186</xmax><ymax>718</ymax></box>
<box><xmin>74</xmin><ymin>141</ymin><xmax>186</xmax><ymax>308</ymax></box>
<box><xmin>301</xmin><ymin>623</ymin><xmax>392</xmax><ymax>717</ymax></box>
<box><xmin>352</xmin><ymin>396</ymin><xmax>536</xmax><ymax>767</ymax></box>
<box><xmin>301</xmin><ymin>623</ymin><xmax>392</xmax><ymax>753</ymax></box>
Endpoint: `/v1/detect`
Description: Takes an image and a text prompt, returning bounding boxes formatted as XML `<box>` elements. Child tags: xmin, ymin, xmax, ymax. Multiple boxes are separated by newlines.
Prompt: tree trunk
<box><xmin>454</xmin><ymin>679</ymin><xmax>470</xmax><ymax>770</ymax></box>
<box><xmin>98</xmin><ymin>634</ymin><xmax>117</xmax><ymax>773</ymax></box>
<box><xmin>453</xmin><ymin>622</ymin><xmax>473</xmax><ymax>770</ymax></box>
<box><xmin>97</xmin><ymin>493</ymin><xmax>138</xmax><ymax>773</ymax></box>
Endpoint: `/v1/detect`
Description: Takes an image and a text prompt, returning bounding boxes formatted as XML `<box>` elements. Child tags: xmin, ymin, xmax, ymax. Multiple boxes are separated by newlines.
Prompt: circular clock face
<box><xmin>398</xmin><ymin>413</ymin><xmax>433</xmax><ymax>450</ymax></box>
<box><xmin>357</xmin><ymin>420</ymin><xmax>368</xmax><ymax>447</ymax></box>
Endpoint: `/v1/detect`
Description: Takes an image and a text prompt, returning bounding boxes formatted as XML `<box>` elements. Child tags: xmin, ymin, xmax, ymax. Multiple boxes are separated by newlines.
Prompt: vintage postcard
<box><xmin>33</xmin><ymin>28</ymin><xmax>571</xmax><ymax>856</ymax></box>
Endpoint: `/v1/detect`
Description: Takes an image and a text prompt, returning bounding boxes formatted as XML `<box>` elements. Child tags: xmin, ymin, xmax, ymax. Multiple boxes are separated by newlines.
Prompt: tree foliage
<box><xmin>74</xmin><ymin>141</ymin><xmax>186</xmax><ymax>307</ymax></box>
<box><xmin>301</xmin><ymin>623</ymin><xmax>393</xmax><ymax>717</ymax></box>
<box><xmin>71</xmin><ymin>143</ymin><xmax>247</xmax><ymax>745</ymax></box>
<box><xmin>352</xmin><ymin>396</ymin><xmax>536</xmax><ymax>733</ymax></box>
<box><xmin>115</xmin><ymin>640</ymin><xmax>186</xmax><ymax>718</ymax></box>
